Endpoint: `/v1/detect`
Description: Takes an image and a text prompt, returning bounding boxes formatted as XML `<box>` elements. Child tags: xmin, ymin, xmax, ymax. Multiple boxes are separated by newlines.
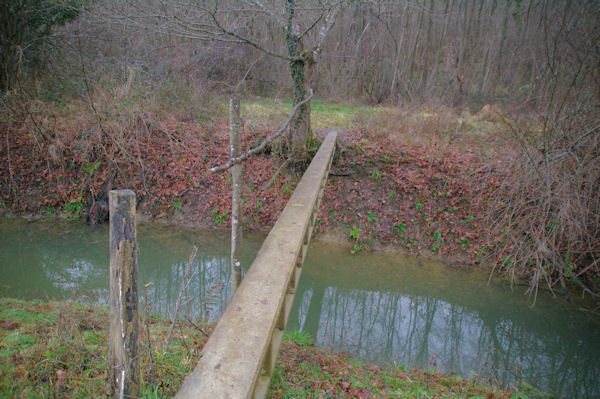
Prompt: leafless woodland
<box><xmin>2</xmin><ymin>0</ymin><xmax>599</xmax><ymax>298</ymax></box>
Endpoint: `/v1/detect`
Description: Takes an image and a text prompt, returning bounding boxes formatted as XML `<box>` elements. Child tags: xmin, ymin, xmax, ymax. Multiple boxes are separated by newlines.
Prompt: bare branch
<box><xmin>210</xmin><ymin>88</ymin><xmax>314</xmax><ymax>172</ymax></box>
<box><xmin>249</xmin><ymin>0</ymin><xmax>286</xmax><ymax>29</ymax></box>
<box><xmin>206</xmin><ymin>5</ymin><xmax>288</xmax><ymax>61</ymax></box>
<box><xmin>163</xmin><ymin>245</ymin><xmax>198</xmax><ymax>353</ymax></box>
<box><xmin>311</xmin><ymin>6</ymin><xmax>338</xmax><ymax>60</ymax></box>
<box><xmin>298</xmin><ymin>11</ymin><xmax>326</xmax><ymax>40</ymax></box>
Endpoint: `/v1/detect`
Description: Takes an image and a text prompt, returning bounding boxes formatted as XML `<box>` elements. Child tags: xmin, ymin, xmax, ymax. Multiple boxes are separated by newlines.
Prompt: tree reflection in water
<box><xmin>287</xmin><ymin>268</ymin><xmax>599</xmax><ymax>399</ymax></box>
<box><xmin>1</xmin><ymin>219</ymin><xmax>598</xmax><ymax>399</ymax></box>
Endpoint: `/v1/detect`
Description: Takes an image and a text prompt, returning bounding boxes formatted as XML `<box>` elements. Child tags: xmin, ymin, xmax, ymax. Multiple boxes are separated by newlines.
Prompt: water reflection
<box><xmin>0</xmin><ymin>218</ymin><xmax>598</xmax><ymax>398</ymax></box>
<box><xmin>289</xmin><ymin>244</ymin><xmax>600</xmax><ymax>399</ymax></box>
<box><xmin>0</xmin><ymin>219</ymin><xmax>262</xmax><ymax>321</ymax></box>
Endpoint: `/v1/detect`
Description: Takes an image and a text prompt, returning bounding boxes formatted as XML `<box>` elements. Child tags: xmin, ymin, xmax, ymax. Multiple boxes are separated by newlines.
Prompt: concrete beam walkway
<box><xmin>176</xmin><ymin>131</ymin><xmax>337</xmax><ymax>399</ymax></box>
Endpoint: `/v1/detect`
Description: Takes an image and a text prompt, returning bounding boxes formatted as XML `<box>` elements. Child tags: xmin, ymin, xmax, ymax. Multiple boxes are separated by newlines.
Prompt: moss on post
<box><xmin>108</xmin><ymin>189</ymin><xmax>140</xmax><ymax>398</ymax></box>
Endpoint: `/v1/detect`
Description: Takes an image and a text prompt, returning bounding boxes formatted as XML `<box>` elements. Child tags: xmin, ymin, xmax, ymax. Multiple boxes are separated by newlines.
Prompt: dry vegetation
<box><xmin>0</xmin><ymin>0</ymin><xmax>599</xmax><ymax>301</ymax></box>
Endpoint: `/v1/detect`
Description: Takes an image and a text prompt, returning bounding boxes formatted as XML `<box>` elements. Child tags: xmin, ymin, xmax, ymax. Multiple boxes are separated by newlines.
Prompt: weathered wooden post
<box><xmin>108</xmin><ymin>189</ymin><xmax>140</xmax><ymax>398</ymax></box>
<box><xmin>230</xmin><ymin>96</ymin><xmax>243</xmax><ymax>293</ymax></box>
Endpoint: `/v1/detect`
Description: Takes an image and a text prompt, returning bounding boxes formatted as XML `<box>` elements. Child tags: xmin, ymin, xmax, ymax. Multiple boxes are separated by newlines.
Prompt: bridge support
<box><xmin>176</xmin><ymin>132</ymin><xmax>337</xmax><ymax>399</ymax></box>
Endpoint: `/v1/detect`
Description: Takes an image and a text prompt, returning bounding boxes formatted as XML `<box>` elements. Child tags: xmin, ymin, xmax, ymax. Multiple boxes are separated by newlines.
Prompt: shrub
<box><xmin>0</xmin><ymin>0</ymin><xmax>79</xmax><ymax>92</ymax></box>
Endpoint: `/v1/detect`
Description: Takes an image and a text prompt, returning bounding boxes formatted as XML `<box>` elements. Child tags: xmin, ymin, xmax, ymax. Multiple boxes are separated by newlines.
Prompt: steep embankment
<box><xmin>0</xmin><ymin>101</ymin><xmax>503</xmax><ymax>266</ymax></box>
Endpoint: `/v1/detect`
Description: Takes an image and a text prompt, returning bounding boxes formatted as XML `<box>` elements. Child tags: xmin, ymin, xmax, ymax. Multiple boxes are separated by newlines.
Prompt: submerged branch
<box><xmin>163</xmin><ymin>245</ymin><xmax>198</xmax><ymax>353</ymax></box>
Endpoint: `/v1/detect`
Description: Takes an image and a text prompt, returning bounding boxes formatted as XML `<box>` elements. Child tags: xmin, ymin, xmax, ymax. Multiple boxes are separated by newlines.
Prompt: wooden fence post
<box><xmin>108</xmin><ymin>189</ymin><xmax>140</xmax><ymax>398</ymax></box>
<box><xmin>230</xmin><ymin>96</ymin><xmax>243</xmax><ymax>293</ymax></box>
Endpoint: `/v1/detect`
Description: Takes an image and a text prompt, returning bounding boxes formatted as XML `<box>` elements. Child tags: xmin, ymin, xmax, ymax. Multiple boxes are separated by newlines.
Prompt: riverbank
<box><xmin>0</xmin><ymin>297</ymin><xmax>516</xmax><ymax>398</ymax></box>
<box><xmin>0</xmin><ymin>100</ymin><xmax>501</xmax><ymax>267</ymax></box>
<box><xmin>2</xmin><ymin>95</ymin><xmax>598</xmax><ymax>299</ymax></box>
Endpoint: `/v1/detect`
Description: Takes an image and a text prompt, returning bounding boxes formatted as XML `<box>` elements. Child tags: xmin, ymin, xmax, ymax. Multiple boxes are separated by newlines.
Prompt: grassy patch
<box><xmin>240</xmin><ymin>97</ymin><xmax>502</xmax><ymax>155</ymax></box>
<box><xmin>0</xmin><ymin>298</ymin><xmax>513</xmax><ymax>398</ymax></box>
<box><xmin>283</xmin><ymin>329</ymin><xmax>314</xmax><ymax>346</ymax></box>
<box><xmin>0</xmin><ymin>298</ymin><xmax>207</xmax><ymax>398</ymax></box>
<box><xmin>269</xmin><ymin>339</ymin><xmax>512</xmax><ymax>399</ymax></box>
<box><xmin>241</xmin><ymin>97</ymin><xmax>387</xmax><ymax>130</ymax></box>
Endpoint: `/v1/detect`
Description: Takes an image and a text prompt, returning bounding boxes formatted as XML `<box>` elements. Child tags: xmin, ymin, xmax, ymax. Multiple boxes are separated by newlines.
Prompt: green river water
<box><xmin>0</xmin><ymin>217</ymin><xmax>598</xmax><ymax>398</ymax></box>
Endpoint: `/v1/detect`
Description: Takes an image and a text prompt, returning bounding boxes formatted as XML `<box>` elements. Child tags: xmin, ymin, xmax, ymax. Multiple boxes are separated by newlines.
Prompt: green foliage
<box><xmin>283</xmin><ymin>330</ymin><xmax>313</xmax><ymax>346</ymax></box>
<box><xmin>171</xmin><ymin>200</ymin><xmax>182</xmax><ymax>211</ymax></box>
<box><xmin>44</xmin><ymin>206</ymin><xmax>56</xmax><ymax>217</ymax></box>
<box><xmin>387</xmin><ymin>189</ymin><xmax>396</xmax><ymax>201</ymax></box>
<box><xmin>255</xmin><ymin>199</ymin><xmax>264</xmax><ymax>211</ymax></box>
<box><xmin>242</xmin><ymin>98</ymin><xmax>382</xmax><ymax>130</ymax></box>
<box><xmin>432</xmin><ymin>231</ymin><xmax>442</xmax><ymax>253</ymax></box>
<box><xmin>367</xmin><ymin>211</ymin><xmax>378</xmax><ymax>223</ymax></box>
<box><xmin>349</xmin><ymin>227</ymin><xmax>362</xmax><ymax>254</ymax></box>
<box><xmin>0</xmin><ymin>0</ymin><xmax>80</xmax><ymax>91</ymax></box>
<box><xmin>315</xmin><ymin>217</ymin><xmax>323</xmax><ymax>231</ymax></box>
<box><xmin>83</xmin><ymin>161</ymin><xmax>100</xmax><ymax>176</ymax></box>
<box><xmin>328</xmin><ymin>208</ymin><xmax>335</xmax><ymax>221</ymax></box>
<box><xmin>211</xmin><ymin>207</ymin><xmax>229</xmax><ymax>225</ymax></box>
<box><xmin>415</xmin><ymin>201</ymin><xmax>425</xmax><ymax>210</ymax></box>
<box><xmin>280</xmin><ymin>183</ymin><xmax>293</xmax><ymax>196</ymax></box>
<box><xmin>141</xmin><ymin>385</ymin><xmax>166</xmax><ymax>399</ymax></box>
<box><xmin>63</xmin><ymin>194</ymin><xmax>84</xmax><ymax>220</ymax></box>
<box><xmin>512</xmin><ymin>381</ymin><xmax>554</xmax><ymax>399</ymax></box>
<box><xmin>371</xmin><ymin>169</ymin><xmax>383</xmax><ymax>181</ymax></box>
<box><xmin>270</xmin><ymin>333</ymin><xmax>511</xmax><ymax>398</ymax></box>
<box><xmin>0</xmin><ymin>298</ymin><xmax>207</xmax><ymax>398</ymax></box>
<box><xmin>392</xmin><ymin>222</ymin><xmax>406</xmax><ymax>235</ymax></box>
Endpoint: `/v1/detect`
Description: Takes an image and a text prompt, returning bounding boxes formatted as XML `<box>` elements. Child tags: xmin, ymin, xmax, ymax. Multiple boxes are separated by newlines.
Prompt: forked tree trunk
<box><xmin>286</xmin><ymin>0</ymin><xmax>312</xmax><ymax>163</ymax></box>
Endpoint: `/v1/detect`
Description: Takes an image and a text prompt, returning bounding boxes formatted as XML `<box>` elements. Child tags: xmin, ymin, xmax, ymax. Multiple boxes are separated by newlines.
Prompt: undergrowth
<box><xmin>0</xmin><ymin>299</ymin><xmax>513</xmax><ymax>398</ymax></box>
<box><xmin>1</xmin><ymin>79</ymin><xmax>598</xmax><ymax>299</ymax></box>
<box><xmin>273</xmin><ymin>331</ymin><xmax>514</xmax><ymax>399</ymax></box>
<box><xmin>0</xmin><ymin>298</ymin><xmax>207</xmax><ymax>398</ymax></box>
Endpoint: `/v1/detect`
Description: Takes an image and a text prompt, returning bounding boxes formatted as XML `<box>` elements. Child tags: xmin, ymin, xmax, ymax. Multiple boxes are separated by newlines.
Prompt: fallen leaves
<box><xmin>0</xmin><ymin>319</ymin><xmax>19</xmax><ymax>330</ymax></box>
<box><xmin>1</xmin><ymin>109</ymin><xmax>503</xmax><ymax>265</ymax></box>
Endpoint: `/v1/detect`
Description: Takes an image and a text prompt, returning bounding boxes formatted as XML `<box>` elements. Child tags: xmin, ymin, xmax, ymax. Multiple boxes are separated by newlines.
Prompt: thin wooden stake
<box><xmin>230</xmin><ymin>96</ymin><xmax>243</xmax><ymax>293</ymax></box>
<box><xmin>108</xmin><ymin>190</ymin><xmax>140</xmax><ymax>398</ymax></box>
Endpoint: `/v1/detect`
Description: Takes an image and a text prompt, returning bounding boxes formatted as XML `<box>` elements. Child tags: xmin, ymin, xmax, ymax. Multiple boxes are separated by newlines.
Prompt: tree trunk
<box><xmin>493</xmin><ymin>0</ymin><xmax>511</xmax><ymax>92</ymax></box>
<box><xmin>430</xmin><ymin>0</ymin><xmax>453</xmax><ymax>99</ymax></box>
<box><xmin>286</xmin><ymin>0</ymin><xmax>312</xmax><ymax>163</ymax></box>
<box><xmin>408</xmin><ymin>3</ymin><xmax>425</xmax><ymax>99</ymax></box>
<box><xmin>419</xmin><ymin>0</ymin><xmax>436</xmax><ymax>99</ymax></box>
<box><xmin>453</xmin><ymin>0</ymin><xmax>468</xmax><ymax>107</ymax></box>
<box><xmin>288</xmin><ymin>56</ymin><xmax>311</xmax><ymax>161</ymax></box>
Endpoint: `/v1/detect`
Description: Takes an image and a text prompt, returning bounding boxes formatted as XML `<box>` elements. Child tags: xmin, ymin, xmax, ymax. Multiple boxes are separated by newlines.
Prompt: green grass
<box><xmin>0</xmin><ymin>298</ymin><xmax>204</xmax><ymax>398</ymax></box>
<box><xmin>0</xmin><ymin>298</ymin><xmax>513</xmax><ymax>399</ymax></box>
<box><xmin>270</xmin><ymin>336</ymin><xmax>513</xmax><ymax>399</ymax></box>
<box><xmin>283</xmin><ymin>329</ymin><xmax>314</xmax><ymax>346</ymax></box>
<box><xmin>241</xmin><ymin>97</ymin><xmax>387</xmax><ymax>130</ymax></box>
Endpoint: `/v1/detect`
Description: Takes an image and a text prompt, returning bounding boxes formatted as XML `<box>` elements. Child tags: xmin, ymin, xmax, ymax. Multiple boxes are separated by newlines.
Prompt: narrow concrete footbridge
<box><xmin>176</xmin><ymin>132</ymin><xmax>338</xmax><ymax>398</ymax></box>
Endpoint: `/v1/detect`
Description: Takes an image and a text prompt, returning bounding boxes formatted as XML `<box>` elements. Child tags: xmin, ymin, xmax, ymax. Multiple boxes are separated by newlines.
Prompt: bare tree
<box><xmin>99</xmin><ymin>0</ymin><xmax>341</xmax><ymax>163</ymax></box>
